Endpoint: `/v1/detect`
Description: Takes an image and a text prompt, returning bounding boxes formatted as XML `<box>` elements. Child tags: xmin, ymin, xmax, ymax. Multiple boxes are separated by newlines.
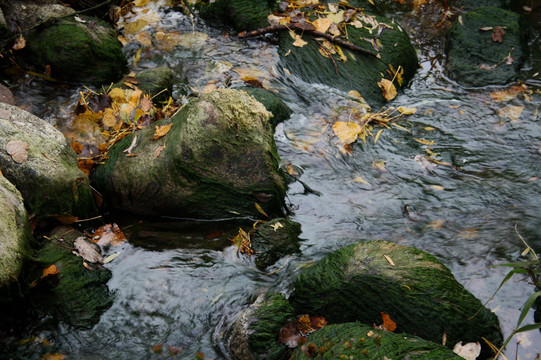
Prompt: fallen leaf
<box><xmin>459</xmin><ymin>228</ymin><xmax>478</xmax><ymax>239</ymax></box>
<box><xmin>397</xmin><ymin>106</ymin><xmax>417</xmax><ymax>115</ymax></box>
<box><xmin>428</xmin><ymin>219</ymin><xmax>445</xmax><ymax>229</ymax></box>
<box><xmin>255</xmin><ymin>202</ymin><xmax>269</xmax><ymax>218</ymax></box>
<box><xmin>381</xmin><ymin>312</ymin><xmax>397</xmax><ymax>332</ymax></box>
<box><xmin>332</xmin><ymin>121</ymin><xmax>362</xmax><ymax>145</ymax></box>
<box><xmin>6</xmin><ymin>140</ymin><xmax>29</xmax><ymax>164</ymax></box>
<box><xmin>153</xmin><ymin>144</ymin><xmax>166</xmax><ymax>159</ymax></box>
<box><xmin>374</xmin><ymin>129</ymin><xmax>384</xmax><ymax>144</ymax></box>
<box><xmin>231</xmin><ymin>227</ymin><xmax>255</xmax><ymax>255</ymax></box>
<box><xmin>70</xmin><ymin>139</ymin><xmax>83</xmax><ymax>154</ymax></box>
<box><xmin>372</xmin><ymin>160</ymin><xmax>386</xmax><ymax>172</ymax></box>
<box><xmin>497</xmin><ymin>105</ymin><xmax>524</xmax><ymax>121</ymax></box>
<box><xmin>0</xmin><ymin>108</ymin><xmax>11</xmax><ymax>120</ymax></box>
<box><xmin>384</xmin><ymin>255</ymin><xmax>395</xmax><ymax>266</ymax></box>
<box><xmin>140</xmin><ymin>96</ymin><xmax>153</xmax><ymax>112</ymax></box>
<box><xmin>102</xmin><ymin>108</ymin><xmax>118</xmax><ymax>128</ymax></box>
<box><xmin>74</xmin><ymin>237</ymin><xmax>103</xmax><ymax>263</ymax></box>
<box><xmin>152</xmin><ymin>123</ymin><xmax>173</xmax><ymax>139</ymax></box>
<box><xmin>492</xmin><ymin>26</ymin><xmax>505</xmax><ymax>43</ymax></box>
<box><xmin>378</xmin><ymin>78</ymin><xmax>397</xmax><ymax>101</ymax></box>
<box><xmin>453</xmin><ymin>341</ymin><xmax>481</xmax><ymax>360</ymax></box>
<box><xmin>92</xmin><ymin>223</ymin><xmax>127</xmax><ymax>247</ymax></box>
<box><xmin>292</xmin><ymin>34</ymin><xmax>308</xmax><ymax>48</ymax></box>
<box><xmin>313</xmin><ymin>17</ymin><xmax>332</xmax><ymax>33</ymax></box>
<box><xmin>479</xmin><ymin>26</ymin><xmax>493</xmax><ymax>31</ymax></box>
<box><xmin>270</xmin><ymin>222</ymin><xmax>283</xmax><ymax>231</ymax></box>
<box><xmin>429</xmin><ymin>185</ymin><xmax>445</xmax><ymax>191</ymax></box>
<box><xmin>414</xmin><ymin>154</ymin><xmax>437</xmax><ymax>172</ymax></box>
<box><xmin>108</xmin><ymin>87</ymin><xmax>126</xmax><ymax>103</ymax></box>
<box><xmin>12</xmin><ymin>34</ymin><xmax>26</xmax><ymax>50</ymax></box>
<box><xmin>414</xmin><ymin>138</ymin><xmax>435</xmax><ymax>146</ymax></box>
<box><xmin>135</xmin><ymin>32</ymin><xmax>152</xmax><ymax>46</ymax></box>
<box><xmin>41</xmin><ymin>265</ymin><xmax>59</xmax><ymax>279</ymax></box>
<box><xmin>133</xmin><ymin>0</ymin><xmax>150</xmax><ymax>6</ymax></box>
<box><xmin>54</xmin><ymin>214</ymin><xmax>79</xmax><ymax>224</ymax></box>
<box><xmin>123</xmin><ymin>19</ymin><xmax>149</xmax><ymax>35</ymax></box>
<box><xmin>353</xmin><ymin>176</ymin><xmax>370</xmax><ymax>185</ymax></box>
<box><xmin>298</xmin><ymin>314</ymin><xmax>315</xmax><ymax>335</ymax></box>
<box><xmin>103</xmin><ymin>252</ymin><xmax>121</xmax><ymax>264</ymax></box>
<box><xmin>41</xmin><ymin>354</ymin><xmax>65</xmax><ymax>360</ymax></box>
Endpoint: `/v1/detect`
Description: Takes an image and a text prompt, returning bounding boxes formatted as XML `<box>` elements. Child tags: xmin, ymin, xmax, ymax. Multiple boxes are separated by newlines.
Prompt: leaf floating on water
<box><xmin>372</xmin><ymin>160</ymin><xmax>387</xmax><ymax>172</ymax></box>
<box><xmin>497</xmin><ymin>105</ymin><xmax>524</xmax><ymax>122</ymax></box>
<box><xmin>414</xmin><ymin>154</ymin><xmax>437</xmax><ymax>173</ymax></box>
<box><xmin>152</xmin><ymin>123</ymin><xmax>173</xmax><ymax>139</ymax></box>
<box><xmin>103</xmin><ymin>252</ymin><xmax>121</xmax><ymax>264</ymax></box>
<box><xmin>6</xmin><ymin>140</ymin><xmax>29</xmax><ymax>164</ymax></box>
<box><xmin>353</xmin><ymin>176</ymin><xmax>370</xmax><ymax>185</ymax></box>
<box><xmin>429</xmin><ymin>185</ymin><xmax>445</xmax><ymax>191</ymax></box>
<box><xmin>378</xmin><ymin>78</ymin><xmax>397</xmax><ymax>101</ymax></box>
<box><xmin>396</xmin><ymin>106</ymin><xmax>417</xmax><ymax>115</ymax></box>
<box><xmin>459</xmin><ymin>228</ymin><xmax>478</xmax><ymax>239</ymax></box>
<box><xmin>374</xmin><ymin>129</ymin><xmax>384</xmax><ymax>144</ymax></box>
<box><xmin>489</xmin><ymin>84</ymin><xmax>527</xmax><ymax>102</ymax></box>
<box><xmin>332</xmin><ymin>122</ymin><xmax>362</xmax><ymax>145</ymax></box>
<box><xmin>414</xmin><ymin>138</ymin><xmax>435</xmax><ymax>146</ymax></box>
<box><xmin>123</xmin><ymin>19</ymin><xmax>149</xmax><ymax>35</ymax></box>
<box><xmin>453</xmin><ymin>341</ymin><xmax>481</xmax><ymax>360</ymax></box>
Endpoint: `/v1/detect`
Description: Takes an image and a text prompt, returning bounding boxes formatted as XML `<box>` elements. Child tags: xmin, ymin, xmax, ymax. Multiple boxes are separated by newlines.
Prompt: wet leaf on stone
<box><xmin>381</xmin><ymin>312</ymin><xmax>397</xmax><ymax>332</ymax></box>
<box><xmin>41</xmin><ymin>264</ymin><xmax>59</xmax><ymax>279</ymax></box>
<box><xmin>54</xmin><ymin>214</ymin><xmax>79</xmax><ymax>224</ymax></box>
<box><xmin>6</xmin><ymin>140</ymin><xmax>29</xmax><ymax>164</ymax></box>
<box><xmin>255</xmin><ymin>202</ymin><xmax>269</xmax><ymax>218</ymax></box>
<box><xmin>92</xmin><ymin>223</ymin><xmax>127</xmax><ymax>247</ymax></box>
<box><xmin>154</xmin><ymin>144</ymin><xmax>166</xmax><ymax>159</ymax></box>
<box><xmin>12</xmin><ymin>35</ymin><xmax>26</xmax><ymax>50</ymax></box>
<box><xmin>491</xmin><ymin>26</ymin><xmax>505</xmax><ymax>43</ymax></box>
<box><xmin>292</xmin><ymin>33</ymin><xmax>308</xmax><ymax>48</ymax></box>
<box><xmin>378</xmin><ymin>78</ymin><xmax>397</xmax><ymax>101</ymax></box>
<box><xmin>453</xmin><ymin>341</ymin><xmax>481</xmax><ymax>360</ymax></box>
<box><xmin>384</xmin><ymin>254</ymin><xmax>395</xmax><ymax>266</ymax></box>
<box><xmin>312</xmin><ymin>17</ymin><xmax>331</xmax><ymax>33</ymax></box>
<box><xmin>152</xmin><ymin>123</ymin><xmax>173</xmax><ymax>139</ymax></box>
<box><xmin>74</xmin><ymin>237</ymin><xmax>103</xmax><ymax>264</ymax></box>
<box><xmin>397</xmin><ymin>106</ymin><xmax>417</xmax><ymax>115</ymax></box>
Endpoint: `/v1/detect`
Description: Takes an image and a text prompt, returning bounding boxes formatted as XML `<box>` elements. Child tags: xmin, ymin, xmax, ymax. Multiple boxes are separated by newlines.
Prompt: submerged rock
<box><xmin>230</xmin><ymin>292</ymin><xmax>295</xmax><ymax>360</ymax></box>
<box><xmin>446</xmin><ymin>7</ymin><xmax>526</xmax><ymax>86</ymax></box>
<box><xmin>0</xmin><ymin>175</ymin><xmax>34</xmax><ymax>304</ymax></box>
<box><xmin>27</xmin><ymin>226</ymin><xmax>113</xmax><ymax>328</ymax></box>
<box><xmin>91</xmin><ymin>89</ymin><xmax>287</xmax><ymax>219</ymax></box>
<box><xmin>0</xmin><ymin>103</ymin><xmax>97</xmax><ymax>219</ymax></box>
<box><xmin>251</xmin><ymin>218</ymin><xmax>302</xmax><ymax>270</ymax></box>
<box><xmin>114</xmin><ymin>67</ymin><xmax>176</xmax><ymax>103</ymax></box>
<box><xmin>289</xmin><ymin>240</ymin><xmax>503</xmax><ymax>359</ymax></box>
<box><xmin>290</xmin><ymin>322</ymin><xmax>463</xmax><ymax>359</ymax></box>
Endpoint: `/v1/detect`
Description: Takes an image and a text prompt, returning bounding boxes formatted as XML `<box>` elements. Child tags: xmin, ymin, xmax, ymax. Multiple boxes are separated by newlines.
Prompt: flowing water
<box><xmin>3</xmin><ymin>2</ymin><xmax>541</xmax><ymax>359</ymax></box>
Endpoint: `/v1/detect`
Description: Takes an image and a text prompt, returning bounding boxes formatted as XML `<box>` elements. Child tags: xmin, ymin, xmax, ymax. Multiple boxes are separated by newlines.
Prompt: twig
<box><xmin>238</xmin><ymin>23</ymin><xmax>378</xmax><ymax>58</ymax></box>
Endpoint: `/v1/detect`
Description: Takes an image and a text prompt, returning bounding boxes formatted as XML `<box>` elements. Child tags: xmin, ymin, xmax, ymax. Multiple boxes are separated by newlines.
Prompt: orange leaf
<box><xmin>381</xmin><ymin>312</ymin><xmax>397</xmax><ymax>332</ymax></box>
<box><xmin>41</xmin><ymin>265</ymin><xmax>59</xmax><ymax>279</ymax></box>
<box><xmin>70</xmin><ymin>139</ymin><xmax>83</xmax><ymax>154</ymax></box>
<box><xmin>298</xmin><ymin>314</ymin><xmax>315</xmax><ymax>335</ymax></box>
<box><xmin>91</xmin><ymin>223</ymin><xmax>127</xmax><ymax>247</ymax></box>
<box><xmin>152</xmin><ymin>123</ymin><xmax>173</xmax><ymax>139</ymax></box>
<box><xmin>54</xmin><ymin>214</ymin><xmax>79</xmax><ymax>225</ymax></box>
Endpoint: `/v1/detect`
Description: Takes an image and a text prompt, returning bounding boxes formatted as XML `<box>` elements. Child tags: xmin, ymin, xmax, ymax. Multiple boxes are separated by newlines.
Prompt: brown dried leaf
<box><xmin>381</xmin><ymin>312</ymin><xmax>397</xmax><ymax>332</ymax></box>
<box><xmin>152</xmin><ymin>123</ymin><xmax>173</xmax><ymax>139</ymax></box>
<box><xmin>6</xmin><ymin>140</ymin><xmax>29</xmax><ymax>164</ymax></box>
<box><xmin>140</xmin><ymin>96</ymin><xmax>153</xmax><ymax>112</ymax></box>
<box><xmin>92</xmin><ymin>223</ymin><xmax>127</xmax><ymax>247</ymax></box>
<box><xmin>492</xmin><ymin>26</ymin><xmax>505</xmax><ymax>43</ymax></box>
<box><xmin>153</xmin><ymin>144</ymin><xmax>166</xmax><ymax>159</ymax></box>
<box><xmin>40</xmin><ymin>265</ymin><xmax>59</xmax><ymax>279</ymax></box>
<box><xmin>54</xmin><ymin>214</ymin><xmax>79</xmax><ymax>225</ymax></box>
<box><xmin>12</xmin><ymin>35</ymin><xmax>26</xmax><ymax>50</ymax></box>
<box><xmin>74</xmin><ymin>237</ymin><xmax>103</xmax><ymax>263</ymax></box>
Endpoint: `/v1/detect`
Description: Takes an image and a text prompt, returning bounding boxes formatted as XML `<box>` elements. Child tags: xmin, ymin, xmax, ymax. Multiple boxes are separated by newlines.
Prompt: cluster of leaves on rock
<box><xmin>69</xmin><ymin>80</ymin><xmax>180</xmax><ymax>175</ymax></box>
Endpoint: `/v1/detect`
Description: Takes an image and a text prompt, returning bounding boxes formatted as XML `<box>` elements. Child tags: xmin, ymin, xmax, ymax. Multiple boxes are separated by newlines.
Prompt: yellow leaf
<box><xmin>123</xmin><ymin>19</ymin><xmax>149</xmax><ymax>35</ymax></box>
<box><xmin>41</xmin><ymin>354</ymin><xmax>65</xmax><ymax>360</ymax></box>
<box><xmin>424</xmin><ymin>126</ymin><xmax>435</xmax><ymax>131</ymax></box>
<box><xmin>270</xmin><ymin>222</ymin><xmax>283</xmax><ymax>231</ymax></box>
<box><xmin>377</xmin><ymin>78</ymin><xmax>397</xmax><ymax>101</ymax></box>
<box><xmin>374</xmin><ymin>129</ymin><xmax>384</xmax><ymax>144</ymax></box>
<box><xmin>334</xmin><ymin>44</ymin><xmax>347</xmax><ymax>62</ymax></box>
<box><xmin>372</xmin><ymin>160</ymin><xmax>386</xmax><ymax>172</ymax></box>
<box><xmin>152</xmin><ymin>123</ymin><xmax>173</xmax><ymax>139</ymax></box>
<box><xmin>133</xmin><ymin>48</ymin><xmax>142</xmax><ymax>67</ymax></box>
<box><xmin>292</xmin><ymin>34</ymin><xmax>308</xmax><ymax>48</ymax></box>
<box><xmin>102</xmin><ymin>108</ymin><xmax>118</xmax><ymax>128</ymax></box>
<box><xmin>134</xmin><ymin>32</ymin><xmax>152</xmax><ymax>46</ymax></box>
<box><xmin>12</xmin><ymin>34</ymin><xmax>26</xmax><ymax>50</ymax></box>
<box><xmin>429</xmin><ymin>185</ymin><xmax>445</xmax><ymax>191</ymax></box>
<box><xmin>326</xmin><ymin>10</ymin><xmax>345</xmax><ymax>25</ymax></box>
<box><xmin>459</xmin><ymin>229</ymin><xmax>478</xmax><ymax>239</ymax></box>
<box><xmin>255</xmin><ymin>202</ymin><xmax>269</xmax><ymax>218</ymax></box>
<box><xmin>41</xmin><ymin>265</ymin><xmax>59</xmax><ymax>279</ymax></box>
<box><xmin>414</xmin><ymin>138</ymin><xmax>435</xmax><ymax>146</ymax></box>
<box><xmin>397</xmin><ymin>106</ymin><xmax>417</xmax><ymax>115</ymax></box>
<box><xmin>313</xmin><ymin>17</ymin><xmax>332</xmax><ymax>33</ymax></box>
<box><xmin>129</xmin><ymin>89</ymin><xmax>143</xmax><ymax>108</ymax></box>
<box><xmin>332</xmin><ymin>121</ymin><xmax>362</xmax><ymax>145</ymax></box>
<box><xmin>384</xmin><ymin>255</ymin><xmax>395</xmax><ymax>266</ymax></box>
<box><xmin>133</xmin><ymin>0</ymin><xmax>150</xmax><ymax>6</ymax></box>
<box><xmin>108</xmin><ymin>87</ymin><xmax>126</xmax><ymax>103</ymax></box>
<box><xmin>353</xmin><ymin>176</ymin><xmax>370</xmax><ymax>185</ymax></box>
<box><xmin>497</xmin><ymin>105</ymin><xmax>524</xmax><ymax>122</ymax></box>
<box><xmin>428</xmin><ymin>219</ymin><xmax>445</xmax><ymax>229</ymax></box>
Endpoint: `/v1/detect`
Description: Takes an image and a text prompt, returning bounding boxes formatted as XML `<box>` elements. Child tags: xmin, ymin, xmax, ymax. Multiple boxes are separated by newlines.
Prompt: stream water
<box><xmin>2</xmin><ymin>1</ymin><xmax>541</xmax><ymax>359</ymax></box>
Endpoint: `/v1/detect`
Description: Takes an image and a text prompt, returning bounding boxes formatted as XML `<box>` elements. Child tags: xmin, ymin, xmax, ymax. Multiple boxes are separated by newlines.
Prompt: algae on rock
<box><xmin>289</xmin><ymin>240</ymin><xmax>503</xmax><ymax>359</ymax></box>
<box><xmin>91</xmin><ymin>89</ymin><xmax>287</xmax><ymax>219</ymax></box>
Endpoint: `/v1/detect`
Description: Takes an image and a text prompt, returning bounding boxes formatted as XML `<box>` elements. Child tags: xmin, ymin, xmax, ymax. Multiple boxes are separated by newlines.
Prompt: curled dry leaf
<box><xmin>152</xmin><ymin>123</ymin><xmax>173</xmax><ymax>139</ymax></box>
<box><xmin>377</xmin><ymin>78</ymin><xmax>397</xmax><ymax>101</ymax></box>
<box><xmin>6</xmin><ymin>140</ymin><xmax>29</xmax><ymax>164</ymax></box>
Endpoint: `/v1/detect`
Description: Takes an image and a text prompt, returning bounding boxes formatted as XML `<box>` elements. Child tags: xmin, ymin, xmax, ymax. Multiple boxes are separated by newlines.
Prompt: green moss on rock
<box><xmin>24</xmin><ymin>15</ymin><xmax>126</xmax><ymax>85</ymax></box>
<box><xmin>28</xmin><ymin>226</ymin><xmax>112</xmax><ymax>328</ymax></box>
<box><xmin>252</xmin><ymin>218</ymin><xmax>302</xmax><ymax>270</ymax></box>
<box><xmin>230</xmin><ymin>292</ymin><xmax>295</xmax><ymax>360</ymax></box>
<box><xmin>289</xmin><ymin>240</ymin><xmax>503</xmax><ymax>359</ymax></box>
<box><xmin>198</xmin><ymin>0</ymin><xmax>273</xmax><ymax>32</ymax></box>
<box><xmin>239</xmin><ymin>87</ymin><xmax>292</xmax><ymax>127</ymax></box>
<box><xmin>92</xmin><ymin>89</ymin><xmax>287</xmax><ymax>219</ymax></box>
<box><xmin>291</xmin><ymin>322</ymin><xmax>463</xmax><ymax>359</ymax></box>
<box><xmin>446</xmin><ymin>7</ymin><xmax>526</xmax><ymax>86</ymax></box>
<box><xmin>114</xmin><ymin>67</ymin><xmax>175</xmax><ymax>103</ymax></box>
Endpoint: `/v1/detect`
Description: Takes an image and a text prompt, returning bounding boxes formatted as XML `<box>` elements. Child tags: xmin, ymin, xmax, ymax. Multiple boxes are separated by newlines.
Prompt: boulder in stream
<box><xmin>230</xmin><ymin>292</ymin><xmax>295</xmax><ymax>360</ymax></box>
<box><xmin>91</xmin><ymin>89</ymin><xmax>287</xmax><ymax>219</ymax></box>
<box><xmin>0</xmin><ymin>175</ymin><xmax>34</xmax><ymax>304</ymax></box>
<box><xmin>27</xmin><ymin>226</ymin><xmax>113</xmax><ymax>328</ymax></box>
<box><xmin>290</xmin><ymin>322</ymin><xmax>463</xmax><ymax>359</ymax></box>
<box><xmin>289</xmin><ymin>240</ymin><xmax>503</xmax><ymax>359</ymax></box>
<box><xmin>113</xmin><ymin>67</ymin><xmax>176</xmax><ymax>103</ymax></box>
<box><xmin>239</xmin><ymin>87</ymin><xmax>292</xmax><ymax>127</ymax></box>
<box><xmin>251</xmin><ymin>218</ymin><xmax>302</xmax><ymax>270</ymax></box>
<box><xmin>446</xmin><ymin>6</ymin><xmax>527</xmax><ymax>86</ymax></box>
<box><xmin>0</xmin><ymin>102</ymin><xmax>98</xmax><ymax>219</ymax></box>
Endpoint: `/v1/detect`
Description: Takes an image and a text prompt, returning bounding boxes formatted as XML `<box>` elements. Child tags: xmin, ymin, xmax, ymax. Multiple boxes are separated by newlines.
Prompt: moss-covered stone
<box><xmin>0</xmin><ymin>103</ymin><xmax>97</xmax><ymax>219</ymax></box>
<box><xmin>91</xmin><ymin>89</ymin><xmax>287</xmax><ymax>219</ymax></box>
<box><xmin>23</xmin><ymin>15</ymin><xmax>126</xmax><ymax>85</ymax></box>
<box><xmin>239</xmin><ymin>87</ymin><xmax>292</xmax><ymax>127</ymax></box>
<box><xmin>291</xmin><ymin>322</ymin><xmax>463</xmax><ymax>359</ymax></box>
<box><xmin>446</xmin><ymin>7</ymin><xmax>526</xmax><ymax>86</ymax></box>
<box><xmin>230</xmin><ymin>292</ymin><xmax>295</xmax><ymax>360</ymax></box>
<box><xmin>0</xmin><ymin>176</ymin><xmax>34</xmax><ymax>304</ymax></box>
<box><xmin>252</xmin><ymin>218</ymin><xmax>302</xmax><ymax>270</ymax></box>
<box><xmin>114</xmin><ymin>67</ymin><xmax>175</xmax><ymax>103</ymax></box>
<box><xmin>198</xmin><ymin>0</ymin><xmax>274</xmax><ymax>32</ymax></box>
<box><xmin>278</xmin><ymin>8</ymin><xmax>418</xmax><ymax>107</ymax></box>
<box><xmin>289</xmin><ymin>240</ymin><xmax>503</xmax><ymax>359</ymax></box>
<box><xmin>28</xmin><ymin>226</ymin><xmax>112</xmax><ymax>328</ymax></box>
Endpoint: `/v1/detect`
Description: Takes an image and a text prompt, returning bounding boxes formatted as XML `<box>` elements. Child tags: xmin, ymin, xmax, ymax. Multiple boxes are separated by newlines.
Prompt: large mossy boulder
<box><xmin>28</xmin><ymin>226</ymin><xmax>113</xmax><ymax>328</ymax></box>
<box><xmin>91</xmin><ymin>89</ymin><xmax>287</xmax><ymax>219</ymax></box>
<box><xmin>230</xmin><ymin>292</ymin><xmax>295</xmax><ymax>360</ymax></box>
<box><xmin>0</xmin><ymin>175</ymin><xmax>34</xmax><ymax>303</ymax></box>
<box><xmin>446</xmin><ymin>7</ymin><xmax>526</xmax><ymax>86</ymax></box>
<box><xmin>251</xmin><ymin>218</ymin><xmax>302</xmax><ymax>270</ymax></box>
<box><xmin>289</xmin><ymin>240</ymin><xmax>503</xmax><ymax>359</ymax></box>
<box><xmin>198</xmin><ymin>0</ymin><xmax>275</xmax><ymax>32</ymax></box>
<box><xmin>291</xmin><ymin>322</ymin><xmax>463</xmax><ymax>359</ymax></box>
<box><xmin>239</xmin><ymin>87</ymin><xmax>292</xmax><ymax>127</ymax></box>
<box><xmin>0</xmin><ymin>103</ymin><xmax>97</xmax><ymax>219</ymax></box>
<box><xmin>23</xmin><ymin>14</ymin><xmax>126</xmax><ymax>85</ymax></box>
